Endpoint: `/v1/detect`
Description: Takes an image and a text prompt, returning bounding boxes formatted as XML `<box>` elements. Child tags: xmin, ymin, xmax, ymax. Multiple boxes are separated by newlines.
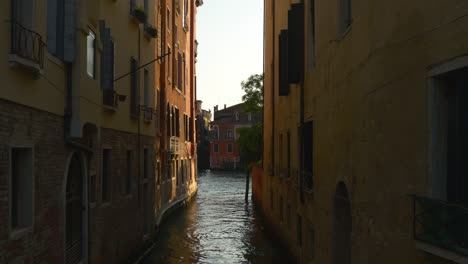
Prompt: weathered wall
<box><xmin>260</xmin><ymin>0</ymin><xmax>468</xmax><ymax>263</ymax></box>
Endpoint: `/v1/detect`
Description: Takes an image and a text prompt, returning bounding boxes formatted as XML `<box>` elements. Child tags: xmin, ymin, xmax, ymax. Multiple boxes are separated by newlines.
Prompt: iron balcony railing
<box><xmin>102</xmin><ymin>90</ymin><xmax>118</xmax><ymax>108</ymax></box>
<box><xmin>10</xmin><ymin>20</ymin><xmax>45</xmax><ymax>68</ymax></box>
<box><xmin>412</xmin><ymin>195</ymin><xmax>468</xmax><ymax>256</ymax></box>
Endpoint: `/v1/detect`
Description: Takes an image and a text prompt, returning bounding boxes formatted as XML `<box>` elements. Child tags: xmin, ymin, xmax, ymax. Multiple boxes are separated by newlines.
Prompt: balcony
<box><xmin>103</xmin><ymin>90</ymin><xmax>118</xmax><ymax>110</ymax></box>
<box><xmin>9</xmin><ymin>21</ymin><xmax>45</xmax><ymax>73</ymax></box>
<box><xmin>412</xmin><ymin>195</ymin><xmax>468</xmax><ymax>257</ymax></box>
<box><xmin>169</xmin><ymin>137</ymin><xmax>180</xmax><ymax>155</ymax></box>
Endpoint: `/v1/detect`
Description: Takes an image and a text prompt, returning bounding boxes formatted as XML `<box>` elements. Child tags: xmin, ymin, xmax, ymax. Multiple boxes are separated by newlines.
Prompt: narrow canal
<box><xmin>141</xmin><ymin>170</ymin><xmax>293</xmax><ymax>264</ymax></box>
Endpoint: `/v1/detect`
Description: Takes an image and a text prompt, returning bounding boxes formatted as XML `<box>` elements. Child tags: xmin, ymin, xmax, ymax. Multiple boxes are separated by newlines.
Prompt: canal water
<box><xmin>141</xmin><ymin>170</ymin><xmax>293</xmax><ymax>264</ymax></box>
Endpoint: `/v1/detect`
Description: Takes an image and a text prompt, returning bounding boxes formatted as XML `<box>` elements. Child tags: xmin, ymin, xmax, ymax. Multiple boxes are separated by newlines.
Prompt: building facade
<box><xmin>0</xmin><ymin>0</ymin><xmax>201</xmax><ymax>263</ymax></box>
<box><xmin>210</xmin><ymin>104</ymin><xmax>260</xmax><ymax>170</ymax></box>
<box><xmin>195</xmin><ymin>100</ymin><xmax>212</xmax><ymax>170</ymax></box>
<box><xmin>156</xmin><ymin>0</ymin><xmax>201</xmax><ymax>215</ymax></box>
<box><xmin>257</xmin><ymin>0</ymin><xmax>468</xmax><ymax>263</ymax></box>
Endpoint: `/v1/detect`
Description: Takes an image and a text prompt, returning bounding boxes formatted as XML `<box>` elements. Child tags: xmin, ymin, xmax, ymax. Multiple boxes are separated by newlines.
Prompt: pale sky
<box><xmin>196</xmin><ymin>0</ymin><xmax>264</xmax><ymax>116</ymax></box>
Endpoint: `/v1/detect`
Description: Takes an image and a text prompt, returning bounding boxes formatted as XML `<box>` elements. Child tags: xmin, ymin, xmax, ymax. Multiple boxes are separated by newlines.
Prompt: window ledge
<box><xmin>416</xmin><ymin>241</ymin><xmax>468</xmax><ymax>264</ymax></box>
<box><xmin>10</xmin><ymin>227</ymin><xmax>32</xmax><ymax>240</ymax></box>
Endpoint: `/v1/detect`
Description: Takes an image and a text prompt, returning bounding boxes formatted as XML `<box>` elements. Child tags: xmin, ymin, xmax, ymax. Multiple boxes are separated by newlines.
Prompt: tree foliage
<box><xmin>241</xmin><ymin>73</ymin><xmax>264</xmax><ymax>114</ymax></box>
<box><xmin>238</xmin><ymin>73</ymin><xmax>264</xmax><ymax>170</ymax></box>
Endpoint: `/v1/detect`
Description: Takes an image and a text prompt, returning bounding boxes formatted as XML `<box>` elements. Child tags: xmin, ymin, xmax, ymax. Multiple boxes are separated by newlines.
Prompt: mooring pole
<box><xmin>245</xmin><ymin>169</ymin><xmax>250</xmax><ymax>202</ymax></box>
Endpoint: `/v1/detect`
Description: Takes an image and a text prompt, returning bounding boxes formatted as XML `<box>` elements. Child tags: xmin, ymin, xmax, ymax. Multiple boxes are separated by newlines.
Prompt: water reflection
<box><xmin>142</xmin><ymin>170</ymin><xmax>293</xmax><ymax>264</ymax></box>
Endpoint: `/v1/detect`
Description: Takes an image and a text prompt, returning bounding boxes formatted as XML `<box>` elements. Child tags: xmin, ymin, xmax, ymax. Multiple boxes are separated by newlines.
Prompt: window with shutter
<box><xmin>130</xmin><ymin>58</ymin><xmax>138</xmax><ymax>116</ymax></box>
<box><xmin>288</xmin><ymin>3</ymin><xmax>304</xmax><ymax>84</ymax></box>
<box><xmin>308</xmin><ymin>0</ymin><xmax>315</xmax><ymax>69</ymax></box>
<box><xmin>339</xmin><ymin>0</ymin><xmax>352</xmax><ymax>35</ymax></box>
<box><xmin>178</xmin><ymin>53</ymin><xmax>183</xmax><ymax>89</ymax></box>
<box><xmin>279</xmin><ymin>30</ymin><xmax>289</xmax><ymax>96</ymax></box>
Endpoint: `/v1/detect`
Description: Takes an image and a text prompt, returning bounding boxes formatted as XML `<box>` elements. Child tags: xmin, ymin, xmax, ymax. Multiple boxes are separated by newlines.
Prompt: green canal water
<box><xmin>141</xmin><ymin>170</ymin><xmax>294</xmax><ymax>264</ymax></box>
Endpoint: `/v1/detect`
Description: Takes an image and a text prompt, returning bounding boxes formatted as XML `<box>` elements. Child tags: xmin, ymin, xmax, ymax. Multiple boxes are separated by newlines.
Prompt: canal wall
<box><xmin>132</xmin><ymin>185</ymin><xmax>198</xmax><ymax>264</ymax></box>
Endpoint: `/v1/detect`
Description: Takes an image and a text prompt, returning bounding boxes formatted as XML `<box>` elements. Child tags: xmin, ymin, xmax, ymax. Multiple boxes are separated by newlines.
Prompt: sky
<box><xmin>196</xmin><ymin>0</ymin><xmax>264</xmax><ymax>115</ymax></box>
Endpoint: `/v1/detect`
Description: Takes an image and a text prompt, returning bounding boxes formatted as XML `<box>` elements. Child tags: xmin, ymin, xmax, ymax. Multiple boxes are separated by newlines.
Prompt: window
<box><xmin>144</xmin><ymin>69</ymin><xmax>150</xmax><ymax>107</ymax></box>
<box><xmin>175</xmin><ymin>108</ymin><xmax>180</xmax><ymax>137</ymax></box>
<box><xmin>431</xmin><ymin>67</ymin><xmax>468</xmax><ymax>205</ymax></box>
<box><xmin>167</xmin><ymin>8</ymin><xmax>171</xmax><ymax>31</ymax></box>
<box><xmin>130</xmin><ymin>0</ymin><xmax>136</xmax><ymax>14</ymax></box>
<box><xmin>156</xmin><ymin>161</ymin><xmax>160</xmax><ymax>185</ymax></box>
<box><xmin>177</xmin><ymin>53</ymin><xmax>183</xmax><ymax>89</ymax></box>
<box><xmin>89</xmin><ymin>174</ymin><xmax>96</xmax><ymax>203</ymax></box>
<box><xmin>87</xmin><ymin>30</ymin><xmax>96</xmax><ymax>78</ymax></box>
<box><xmin>279</xmin><ymin>133</ymin><xmax>283</xmax><ymax>175</ymax></box>
<box><xmin>303</xmin><ymin>121</ymin><xmax>314</xmax><ymax>190</ymax></box>
<box><xmin>339</xmin><ymin>0</ymin><xmax>352</xmax><ymax>35</ymax></box>
<box><xmin>297</xmin><ymin>214</ymin><xmax>302</xmax><ymax>247</ymax></box>
<box><xmin>212</xmin><ymin>125</ymin><xmax>219</xmax><ymax>140</ymax></box>
<box><xmin>130</xmin><ymin>57</ymin><xmax>138</xmax><ymax>116</ymax></box>
<box><xmin>227</xmin><ymin>129</ymin><xmax>233</xmax><ymax>140</ymax></box>
<box><xmin>227</xmin><ymin>143</ymin><xmax>233</xmax><ymax>153</ymax></box>
<box><xmin>213</xmin><ymin>144</ymin><xmax>219</xmax><ymax>153</ymax></box>
<box><xmin>167</xmin><ymin>46</ymin><xmax>172</xmax><ymax>81</ymax></box>
<box><xmin>308</xmin><ymin>0</ymin><xmax>315</xmax><ymax>68</ymax></box>
<box><xmin>10</xmin><ymin>147</ymin><xmax>33</xmax><ymax>231</ymax></box>
<box><xmin>279</xmin><ymin>196</ymin><xmax>284</xmax><ymax>222</ymax></box>
<box><xmin>126</xmin><ymin>150</ymin><xmax>133</xmax><ymax>195</ymax></box>
<box><xmin>235</xmin><ymin>112</ymin><xmax>239</xmax><ymax>121</ymax></box>
<box><xmin>101</xmin><ymin>28</ymin><xmax>114</xmax><ymax>91</ymax></box>
<box><xmin>174</xmin><ymin>52</ymin><xmax>179</xmax><ymax>89</ymax></box>
<box><xmin>288</xmin><ymin>3</ymin><xmax>304</xmax><ymax>84</ymax></box>
<box><xmin>143</xmin><ymin>148</ymin><xmax>149</xmax><ymax>179</ymax></box>
<box><xmin>102</xmin><ymin>149</ymin><xmax>111</xmax><ymax>203</ymax></box>
<box><xmin>144</xmin><ymin>0</ymin><xmax>149</xmax><ymax>23</ymax></box>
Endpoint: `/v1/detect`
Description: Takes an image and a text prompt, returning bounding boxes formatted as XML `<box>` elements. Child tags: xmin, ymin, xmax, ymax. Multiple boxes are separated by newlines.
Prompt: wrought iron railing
<box><xmin>10</xmin><ymin>20</ymin><xmax>45</xmax><ymax>68</ymax></box>
<box><xmin>412</xmin><ymin>195</ymin><xmax>468</xmax><ymax>256</ymax></box>
<box><xmin>103</xmin><ymin>90</ymin><xmax>118</xmax><ymax>108</ymax></box>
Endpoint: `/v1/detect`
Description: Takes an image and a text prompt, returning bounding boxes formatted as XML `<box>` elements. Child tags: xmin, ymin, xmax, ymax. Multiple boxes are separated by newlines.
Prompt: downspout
<box><xmin>271</xmin><ymin>0</ymin><xmax>275</xmax><ymax>176</ymax></box>
<box><xmin>63</xmin><ymin>3</ymin><xmax>92</xmax><ymax>262</ymax></box>
<box><xmin>299</xmin><ymin>0</ymin><xmax>305</xmax><ymax>204</ymax></box>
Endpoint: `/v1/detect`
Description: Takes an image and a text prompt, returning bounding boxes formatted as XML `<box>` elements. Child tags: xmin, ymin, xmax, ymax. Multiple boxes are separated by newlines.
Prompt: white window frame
<box><xmin>86</xmin><ymin>29</ymin><xmax>96</xmax><ymax>78</ymax></box>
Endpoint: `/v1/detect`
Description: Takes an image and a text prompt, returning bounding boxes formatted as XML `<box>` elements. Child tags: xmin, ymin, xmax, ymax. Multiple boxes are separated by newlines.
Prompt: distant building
<box><xmin>210</xmin><ymin>103</ymin><xmax>261</xmax><ymax>170</ymax></box>
<box><xmin>196</xmin><ymin>100</ymin><xmax>212</xmax><ymax>170</ymax></box>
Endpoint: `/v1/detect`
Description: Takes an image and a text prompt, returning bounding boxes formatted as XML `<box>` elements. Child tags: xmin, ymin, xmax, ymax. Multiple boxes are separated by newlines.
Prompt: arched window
<box><xmin>212</xmin><ymin>125</ymin><xmax>219</xmax><ymax>140</ymax></box>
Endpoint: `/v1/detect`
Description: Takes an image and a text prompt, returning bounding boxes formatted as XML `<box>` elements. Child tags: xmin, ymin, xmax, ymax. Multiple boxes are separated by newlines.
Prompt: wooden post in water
<box><xmin>245</xmin><ymin>169</ymin><xmax>250</xmax><ymax>202</ymax></box>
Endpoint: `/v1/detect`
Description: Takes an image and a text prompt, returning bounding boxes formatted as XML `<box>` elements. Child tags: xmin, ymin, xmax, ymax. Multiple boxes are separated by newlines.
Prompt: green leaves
<box><xmin>241</xmin><ymin>74</ymin><xmax>264</xmax><ymax>114</ymax></box>
<box><xmin>238</xmin><ymin>73</ymin><xmax>264</xmax><ymax>170</ymax></box>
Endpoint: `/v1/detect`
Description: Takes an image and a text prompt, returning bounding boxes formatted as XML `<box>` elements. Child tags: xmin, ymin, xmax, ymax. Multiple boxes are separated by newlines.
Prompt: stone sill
<box><xmin>9</xmin><ymin>54</ymin><xmax>42</xmax><ymax>76</ymax></box>
<box><xmin>416</xmin><ymin>241</ymin><xmax>468</xmax><ymax>264</ymax></box>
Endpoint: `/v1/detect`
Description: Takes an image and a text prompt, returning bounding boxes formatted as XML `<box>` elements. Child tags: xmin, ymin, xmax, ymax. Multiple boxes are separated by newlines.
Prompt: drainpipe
<box><xmin>299</xmin><ymin>0</ymin><xmax>305</xmax><ymax>204</ymax></box>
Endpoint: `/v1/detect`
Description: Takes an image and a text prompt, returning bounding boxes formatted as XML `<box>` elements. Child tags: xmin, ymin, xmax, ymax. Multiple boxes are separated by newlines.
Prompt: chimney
<box><xmin>214</xmin><ymin>105</ymin><xmax>218</xmax><ymax>112</ymax></box>
<box><xmin>224</xmin><ymin>104</ymin><xmax>226</xmax><ymax>109</ymax></box>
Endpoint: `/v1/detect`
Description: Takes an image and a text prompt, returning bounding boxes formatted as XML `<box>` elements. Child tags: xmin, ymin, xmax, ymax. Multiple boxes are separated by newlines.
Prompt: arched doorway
<box><xmin>65</xmin><ymin>153</ymin><xmax>84</xmax><ymax>264</ymax></box>
<box><xmin>333</xmin><ymin>182</ymin><xmax>352</xmax><ymax>264</ymax></box>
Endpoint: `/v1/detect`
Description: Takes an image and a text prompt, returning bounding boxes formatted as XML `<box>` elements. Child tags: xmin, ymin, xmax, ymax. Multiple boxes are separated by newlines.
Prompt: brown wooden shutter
<box><xmin>288</xmin><ymin>3</ymin><xmax>304</xmax><ymax>84</ymax></box>
<box><xmin>279</xmin><ymin>30</ymin><xmax>289</xmax><ymax>96</ymax></box>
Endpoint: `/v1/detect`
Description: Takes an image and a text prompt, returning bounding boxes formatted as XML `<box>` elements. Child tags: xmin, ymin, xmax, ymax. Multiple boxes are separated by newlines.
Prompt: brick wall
<box><xmin>0</xmin><ymin>98</ymin><xmax>71</xmax><ymax>264</ymax></box>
